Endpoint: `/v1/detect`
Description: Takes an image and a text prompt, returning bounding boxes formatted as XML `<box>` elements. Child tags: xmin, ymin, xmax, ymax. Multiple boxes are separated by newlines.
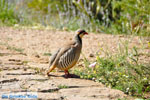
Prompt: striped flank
<box><xmin>58</xmin><ymin>48</ymin><xmax>75</xmax><ymax>70</ymax></box>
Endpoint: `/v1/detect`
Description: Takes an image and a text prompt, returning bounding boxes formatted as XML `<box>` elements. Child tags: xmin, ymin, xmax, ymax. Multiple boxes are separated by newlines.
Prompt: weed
<box><xmin>7</xmin><ymin>46</ymin><xmax>24</xmax><ymax>53</ymax></box>
<box><xmin>58</xmin><ymin>84</ymin><xmax>69</xmax><ymax>89</ymax></box>
<box><xmin>73</xmin><ymin>42</ymin><xmax>150</xmax><ymax>98</ymax></box>
<box><xmin>26</xmin><ymin>0</ymin><xmax>150</xmax><ymax>36</ymax></box>
<box><xmin>0</xmin><ymin>0</ymin><xmax>149</xmax><ymax>36</ymax></box>
<box><xmin>22</xmin><ymin>61</ymin><xmax>29</xmax><ymax>65</ymax></box>
<box><xmin>40</xmin><ymin>88</ymin><xmax>59</xmax><ymax>93</ymax></box>
<box><xmin>43</xmin><ymin>53</ymin><xmax>52</xmax><ymax>56</ymax></box>
<box><xmin>0</xmin><ymin>42</ymin><xmax>24</xmax><ymax>53</ymax></box>
<box><xmin>27</xmin><ymin>66</ymin><xmax>45</xmax><ymax>75</ymax></box>
<box><xmin>0</xmin><ymin>0</ymin><xmax>19</xmax><ymax>26</ymax></box>
<box><xmin>0</xmin><ymin>53</ymin><xmax>4</xmax><ymax>56</ymax></box>
<box><xmin>0</xmin><ymin>42</ymin><xmax>7</xmax><ymax>46</ymax></box>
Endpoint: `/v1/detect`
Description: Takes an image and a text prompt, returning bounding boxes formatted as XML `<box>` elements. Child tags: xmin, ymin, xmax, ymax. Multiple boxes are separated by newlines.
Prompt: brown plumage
<box><xmin>47</xmin><ymin>29</ymin><xmax>88</xmax><ymax>78</ymax></box>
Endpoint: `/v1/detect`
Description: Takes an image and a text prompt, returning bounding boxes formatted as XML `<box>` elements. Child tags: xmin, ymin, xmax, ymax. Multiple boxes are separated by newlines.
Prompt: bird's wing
<box><xmin>64</xmin><ymin>41</ymin><xmax>76</xmax><ymax>47</ymax></box>
<box><xmin>49</xmin><ymin>40</ymin><xmax>77</xmax><ymax>67</ymax></box>
<box><xmin>53</xmin><ymin>41</ymin><xmax>76</xmax><ymax>61</ymax></box>
<box><xmin>49</xmin><ymin>48</ymin><xmax>61</xmax><ymax>67</ymax></box>
<box><xmin>58</xmin><ymin>41</ymin><xmax>76</xmax><ymax>58</ymax></box>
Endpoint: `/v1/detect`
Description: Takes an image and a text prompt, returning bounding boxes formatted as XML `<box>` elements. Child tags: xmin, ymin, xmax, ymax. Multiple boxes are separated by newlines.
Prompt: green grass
<box><xmin>0</xmin><ymin>0</ymin><xmax>149</xmax><ymax>36</ymax></box>
<box><xmin>0</xmin><ymin>42</ymin><xmax>24</xmax><ymax>53</ymax></box>
<box><xmin>43</xmin><ymin>53</ymin><xmax>52</xmax><ymax>56</ymax></box>
<box><xmin>0</xmin><ymin>68</ymin><xmax>2</xmax><ymax>72</ymax></box>
<box><xmin>0</xmin><ymin>0</ymin><xmax>32</xmax><ymax>26</ymax></box>
<box><xmin>22</xmin><ymin>61</ymin><xmax>29</xmax><ymax>65</ymax></box>
<box><xmin>0</xmin><ymin>53</ymin><xmax>4</xmax><ymax>56</ymax></box>
<box><xmin>7</xmin><ymin>46</ymin><xmax>24</xmax><ymax>53</ymax></box>
<box><xmin>58</xmin><ymin>84</ymin><xmax>69</xmax><ymax>89</ymax></box>
<box><xmin>0</xmin><ymin>0</ymin><xmax>19</xmax><ymax>26</ymax></box>
<box><xmin>73</xmin><ymin>42</ymin><xmax>150</xmax><ymax>98</ymax></box>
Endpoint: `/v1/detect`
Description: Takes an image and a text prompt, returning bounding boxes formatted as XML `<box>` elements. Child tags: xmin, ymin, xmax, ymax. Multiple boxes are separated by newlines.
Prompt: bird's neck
<box><xmin>75</xmin><ymin>35</ymin><xmax>82</xmax><ymax>44</ymax></box>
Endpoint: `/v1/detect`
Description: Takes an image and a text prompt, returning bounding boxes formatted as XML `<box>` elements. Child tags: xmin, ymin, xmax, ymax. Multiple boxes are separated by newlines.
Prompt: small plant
<box><xmin>27</xmin><ymin>66</ymin><xmax>44</xmax><ymax>75</ymax></box>
<box><xmin>73</xmin><ymin>42</ymin><xmax>150</xmax><ymax>98</ymax></box>
<box><xmin>0</xmin><ymin>0</ymin><xmax>19</xmax><ymax>26</ymax></box>
<box><xmin>22</xmin><ymin>61</ymin><xmax>29</xmax><ymax>65</ymax></box>
<box><xmin>0</xmin><ymin>42</ymin><xmax>24</xmax><ymax>53</ymax></box>
<box><xmin>0</xmin><ymin>0</ymin><xmax>149</xmax><ymax>36</ymax></box>
<box><xmin>0</xmin><ymin>68</ymin><xmax>2</xmax><ymax>72</ymax></box>
<box><xmin>7</xmin><ymin>46</ymin><xmax>24</xmax><ymax>53</ymax></box>
<box><xmin>26</xmin><ymin>0</ymin><xmax>150</xmax><ymax>36</ymax></box>
<box><xmin>43</xmin><ymin>53</ymin><xmax>52</xmax><ymax>56</ymax></box>
<box><xmin>0</xmin><ymin>53</ymin><xmax>4</xmax><ymax>56</ymax></box>
<box><xmin>58</xmin><ymin>84</ymin><xmax>69</xmax><ymax>89</ymax></box>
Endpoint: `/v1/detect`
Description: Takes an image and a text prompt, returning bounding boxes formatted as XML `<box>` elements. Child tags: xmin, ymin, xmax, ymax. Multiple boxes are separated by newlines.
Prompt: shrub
<box><xmin>1</xmin><ymin>0</ymin><xmax>150</xmax><ymax>36</ymax></box>
<box><xmin>27</xmin><ymin>0</ymin><xmax>150</xmax><ymax>36</ymax></box>
<box><xmin>0</xmin><ymin>0</ymin><xmax>19</xmax><ymax>25</ymax></box>
<box><xmin>73</xmin><ymin>42</ymin><xmax>150</xmax><ymax>98</ymax></box>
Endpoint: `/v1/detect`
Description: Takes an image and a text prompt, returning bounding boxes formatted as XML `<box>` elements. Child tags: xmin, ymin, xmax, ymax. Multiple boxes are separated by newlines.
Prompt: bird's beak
<box><xmin>84</xmin><ymin>32</ymin><xmax>88</xmax><ymax>35</ymax></box>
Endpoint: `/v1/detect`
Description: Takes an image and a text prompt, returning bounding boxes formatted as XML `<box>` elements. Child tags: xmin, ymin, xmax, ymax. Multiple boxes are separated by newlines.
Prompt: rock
<box><xmin>35</xmin><ymin>54</ymin><xmax>40</xmax><ymax>58</ymax></box>
<box><xmin>8</xmin><ymin>59</ymin><xmax>21</xmax><ymax>62</ymax></box>
<box><xmin>59</xmin><ymin>87</ymin><xmax>126</xmax><ymax>100</ymax></box>
<box><xmin>89</xmin><ymin>53</ymin><xmax>94</xmax><ymax>57</ymax></box>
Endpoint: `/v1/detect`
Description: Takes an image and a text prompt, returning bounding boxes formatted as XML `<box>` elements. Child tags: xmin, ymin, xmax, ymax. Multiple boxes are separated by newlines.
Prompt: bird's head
<box><xmin>76</xmin><ymin>29</ymin><xmax>88</xmax><ymax>38</ymax></box>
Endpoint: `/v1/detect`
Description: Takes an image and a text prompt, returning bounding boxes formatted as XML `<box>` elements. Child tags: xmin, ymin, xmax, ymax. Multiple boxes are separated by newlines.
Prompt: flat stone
<box><xmin>59</xmin><ymin>87</ymin><xmax>126</xmax><ymax>100</ymax></box>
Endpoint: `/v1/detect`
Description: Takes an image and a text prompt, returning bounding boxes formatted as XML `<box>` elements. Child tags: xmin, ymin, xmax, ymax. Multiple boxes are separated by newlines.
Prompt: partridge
<box><xmin>47</xmin><ymin>29</ymin><xmax>88</xmax><ymax>78</ymax></box>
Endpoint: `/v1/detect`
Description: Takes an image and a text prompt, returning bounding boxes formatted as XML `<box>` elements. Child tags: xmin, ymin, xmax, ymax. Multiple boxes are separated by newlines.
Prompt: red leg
<box><xmin>64</xmin><ymin>70</ymin><xmax>71</xmax><ymax>78</ymax></box>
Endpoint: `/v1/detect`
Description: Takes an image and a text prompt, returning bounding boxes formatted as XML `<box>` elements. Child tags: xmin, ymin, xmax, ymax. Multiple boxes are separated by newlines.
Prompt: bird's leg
<box><xmin>64</xmin><ymin>70</ymin><xmax>71</xmax><ymax>78</ymax></box>
<box><xmin>47</xmin><ymin>66</ymin><xmax>56</xmax><ymax>76</ymax></box>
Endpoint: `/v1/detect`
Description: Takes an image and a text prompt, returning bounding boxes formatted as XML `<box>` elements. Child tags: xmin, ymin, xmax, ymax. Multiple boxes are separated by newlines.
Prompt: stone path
<box><xmin>0</xmin><ymin>47</ymin><xmax>128</xmax><ymax>100</ymax></box>
<box><xmin>1</xmin><ymin>27</ymin><xmax>148</xmax><ymax>99</ymax></box>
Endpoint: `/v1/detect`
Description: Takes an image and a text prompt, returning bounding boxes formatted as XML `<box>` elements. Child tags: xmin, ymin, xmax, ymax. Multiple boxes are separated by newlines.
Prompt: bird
<box><xmin>47</xmin><ymin>29</ymin><xmax>88</xmax><ymax>78</ymax></box>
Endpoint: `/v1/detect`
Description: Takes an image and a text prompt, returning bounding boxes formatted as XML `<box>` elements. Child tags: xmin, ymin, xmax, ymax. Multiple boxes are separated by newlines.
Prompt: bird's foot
<box><xmin>45</xmin><ymin>70</ymin><xmax>50</xmax><ymax>77</ymax></box>
<box><xmin>65</xmin><ymin>74</ymin><xmax>71</xmax><ymax>78</ymax></box>
<box><xmin>64</xmin><ymin>70</ymin><xmax>71</xmax><ymax>78</ymax></box>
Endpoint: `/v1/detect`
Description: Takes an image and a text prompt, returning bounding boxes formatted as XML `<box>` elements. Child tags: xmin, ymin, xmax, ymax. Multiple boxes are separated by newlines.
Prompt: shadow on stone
<box><xmin>39</xmin><ymin>86</ymin><xmax>84</xmax><ymax>93</ymax></box>
<box><xmin>30</xmin><ymin>79</ymin><xmax>48</xmax><ymax>82</ymax></box>
<box><xmin>47</xmin><ymin>74</ymin><xmax>60</xmax><ymax>77</ymax></box>
<box><xmin>6</xmin><ymin>72</ymin><xmax>35</xmax><ymax>75</ymax></box>
<box><xmin>39</xmin><ymin>88</ymin><xmax>59</xmax><ymax>93</ymax></box>
<box><xmin>68</xmin><ymin>86</ymin><xmax>80</xmax><ymax>88</ymax></box>
<box><xmin>47</xmin><ymin>73</ymin><xmax>80</xmax><ymax>78</ymax></box>
<box><xmin>61</xmin><ymin>74</ymin><xmax>80</xmax><ymax>79</ymax></box>
<box><xmin>0</xmin><ymin>78</ymin><xmax>19</xmax><ymax>83</ymax></box>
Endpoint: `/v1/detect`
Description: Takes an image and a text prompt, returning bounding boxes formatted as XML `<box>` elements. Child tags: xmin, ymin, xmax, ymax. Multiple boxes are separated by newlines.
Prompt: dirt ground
<box><xmin>0</xmin><ymin>27</ymin><xmax>149</xmax><ymax>100</ymax></box>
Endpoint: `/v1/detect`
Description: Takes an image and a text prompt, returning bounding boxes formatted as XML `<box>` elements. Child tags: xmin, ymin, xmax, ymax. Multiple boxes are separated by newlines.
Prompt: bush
<box><xmin>0</xmin><ymin>0</ymin><xmax>150</xmax><ymax>35</ymax></box>
<box><xmin>27</xmin><ymin>0</ymin><xmax>150</xmax><ymax>36</ymax></box>
<box><xmin>111</xmin><ymin>0</ymin><xmax>150</xmax><ymax>36</ymax></box>
<box><xmin>73</xmin><ymin>42</ymin><xmax>150</xmax><ymax>98</ymax></box>
<box><xmin>0</xmin><ymin>0</ymin><xmax>19</xmax><ymax>25</ymax></box>
<box><xmin>0</xmin><ymin>0</ymin><xmax>32</xmax><ymax>26</ymax></box>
